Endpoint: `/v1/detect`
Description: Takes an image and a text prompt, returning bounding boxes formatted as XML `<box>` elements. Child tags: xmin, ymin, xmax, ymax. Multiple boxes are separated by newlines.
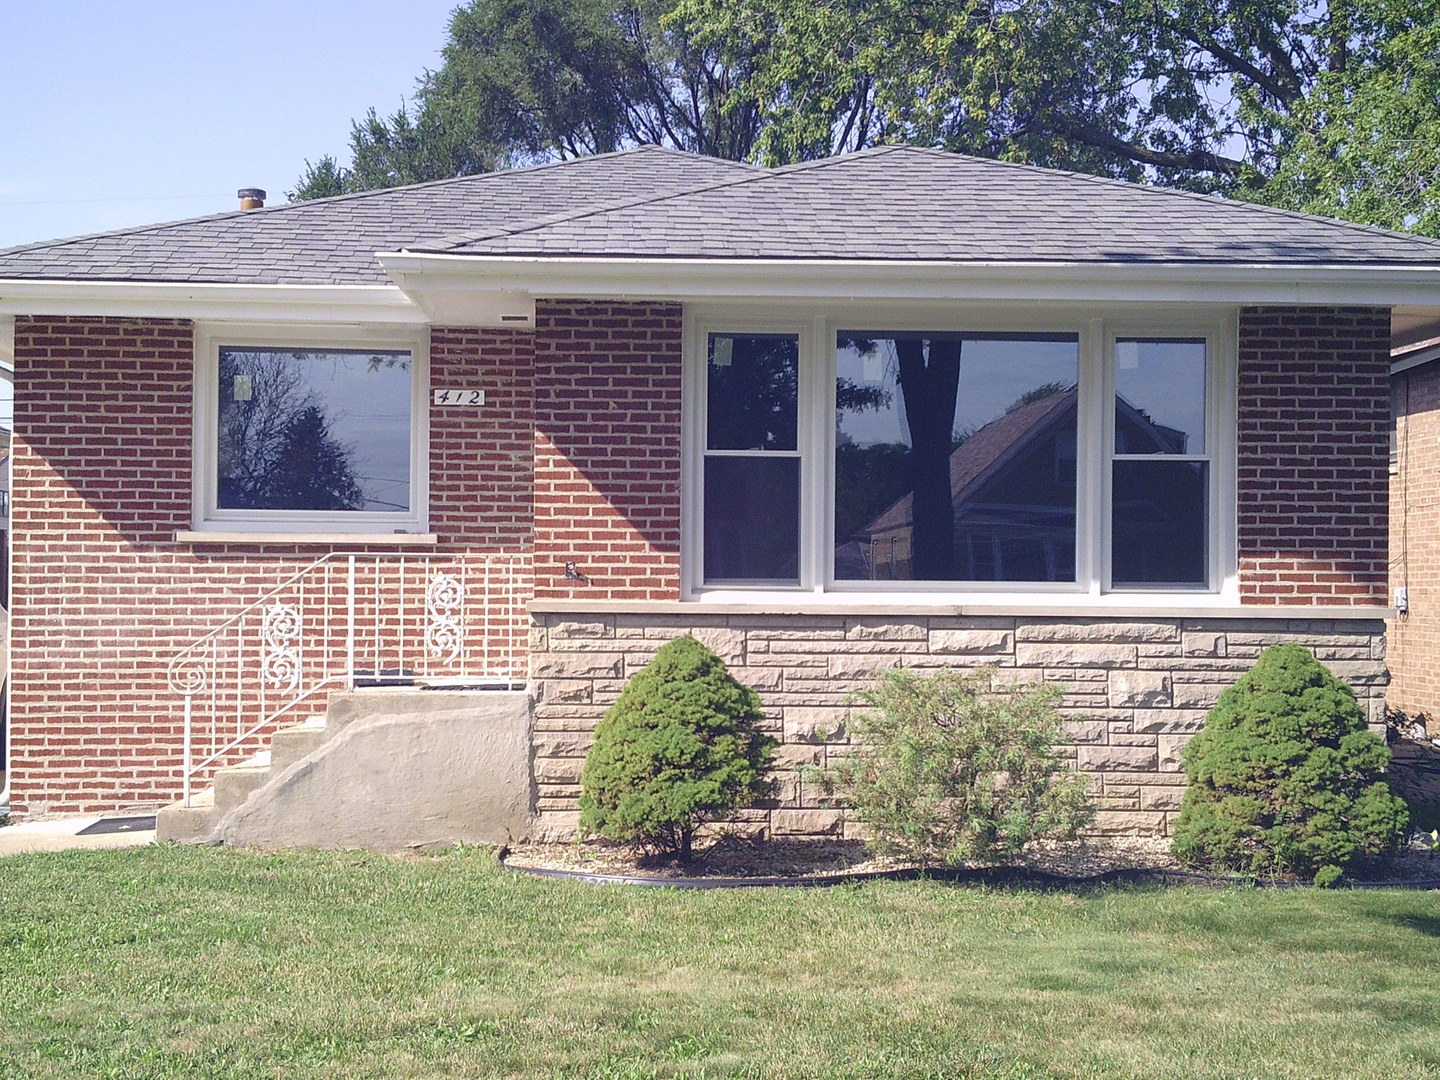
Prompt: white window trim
<box><xmin>683</xmin><ymin>304</ymin><xmax>1238</xmax><ymax>606</ymax></box>
<box><xmin>191</xmin><ymin>322</ymin><xmax>430</xmax><ymax>535</ymax></box>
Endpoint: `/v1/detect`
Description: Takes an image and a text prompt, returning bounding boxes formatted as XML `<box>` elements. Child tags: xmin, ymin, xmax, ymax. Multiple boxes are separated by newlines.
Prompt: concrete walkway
<box><xmin>0</xmin><ymin>815</ymin><xmax>156</xmax><ymax>857</ymax></box>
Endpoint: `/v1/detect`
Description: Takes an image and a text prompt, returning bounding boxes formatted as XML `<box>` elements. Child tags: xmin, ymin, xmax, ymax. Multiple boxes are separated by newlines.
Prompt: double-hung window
<box><xmin>688</xmin><ymin>313</ymin><xmax>1232</xmax><ymax>599</ymax></box>
<box><xmin>193</xmin><ymin>326</ymin><xmax>429</xmax><ymax>534</ymax></box>
<box><xmin>702</xmin><ymin>332</ymin><xmax>802</xmax><ymax>584</ymax></box>
<box><xmin>1108</xmin><ymin>337</ymin><xmax>1212</xmax><ymax>589</ymax></box>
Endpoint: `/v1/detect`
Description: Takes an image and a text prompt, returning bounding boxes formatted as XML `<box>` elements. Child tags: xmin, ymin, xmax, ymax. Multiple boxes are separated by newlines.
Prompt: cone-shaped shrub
<box><xmin>579</xmin><ymin>635</ymin><xmax>775</xmax><ymax>861</ymax></box>
<box><xmin>1172</xmin><ymin>643</ymin><xmax>1408</xmax><ymax>882</ymax></box>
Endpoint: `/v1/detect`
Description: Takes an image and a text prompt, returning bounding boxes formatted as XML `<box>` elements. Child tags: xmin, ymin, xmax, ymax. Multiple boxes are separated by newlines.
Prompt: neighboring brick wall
<box><xmin>1388</xmin><ymin>361</ymin><xmax>1440</xmax><ymax>726</ymax></box>
<box><xmin>7</xmin><ymin>317</ymin><xmax>536</xmax><ymax>816</ymax></box>
<box><xmin>1237</xmin><ymin>306</ymin><xmax>1391</xmax><ymax>603</ymax></box>
<box><xmin>532</xmin><ymin>300</ymin><xmax>683</xmax><ymax>603</ymax></box>
<box><xmin>530</xmin><ymin>611</ymin><xmax>1387</xmax><ymax>840</ymax></box>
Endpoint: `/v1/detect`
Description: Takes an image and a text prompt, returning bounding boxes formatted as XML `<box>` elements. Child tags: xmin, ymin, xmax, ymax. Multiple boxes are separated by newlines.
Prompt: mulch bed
<box><xmin>500</xmin><ymin>834</ymin><xmax>1440</xmax><ymax>889</ymax></box>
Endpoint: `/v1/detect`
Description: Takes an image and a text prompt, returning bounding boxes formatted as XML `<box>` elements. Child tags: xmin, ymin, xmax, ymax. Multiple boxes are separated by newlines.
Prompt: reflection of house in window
<box><xmin>846</xmin><ymin>389</ymin><xmax>1079</xmax><ymax>582</ymax></box>
<box><xmin>842</xmin><ymin>389</ymin><xmax>1202</xmax><ymax>583</ymax></box>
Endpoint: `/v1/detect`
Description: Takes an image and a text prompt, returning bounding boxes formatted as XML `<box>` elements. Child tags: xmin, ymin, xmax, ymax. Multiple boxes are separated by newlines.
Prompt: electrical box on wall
<box><xmin>1395</xmin><ymin>586</ymin><xmax>1409</xmax><ymax>613</ymax></box>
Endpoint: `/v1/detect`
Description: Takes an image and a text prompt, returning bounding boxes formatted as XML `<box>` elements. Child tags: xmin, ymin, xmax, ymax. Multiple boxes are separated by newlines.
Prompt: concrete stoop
<box><xmin>156</xmin><ymin>689</ymin><xmax>535</xmax><ymax>852</ymax></box>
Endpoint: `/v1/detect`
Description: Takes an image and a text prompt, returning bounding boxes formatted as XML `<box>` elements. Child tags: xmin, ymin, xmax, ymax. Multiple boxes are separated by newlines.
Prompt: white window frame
<box><xmin>1103</xmin><ymin>324</ymin><xmax>1237</xmax><ymax>595</ymax></box>
<box><xmin>191</xmin><ymin>323</ymin><xmax>430</xmax><ymax>535</ymax></box>
<box><xmin>683</xmin><ymin>304</ymin><xmax>1237</xmax><ymax>605</ymax></box>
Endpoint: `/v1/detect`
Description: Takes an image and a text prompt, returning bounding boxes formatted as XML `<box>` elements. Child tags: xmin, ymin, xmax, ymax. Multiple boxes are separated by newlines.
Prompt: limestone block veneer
<box><xmin>529</xmin><ymin>610</ymin><xmax>1387</xmax><ymax>840</ymax></box>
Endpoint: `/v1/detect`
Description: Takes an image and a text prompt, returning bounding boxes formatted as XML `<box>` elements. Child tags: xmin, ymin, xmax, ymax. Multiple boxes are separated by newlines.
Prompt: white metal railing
<box><xmin>167</xmin><ymin>552</ymin><xmax>529</xmax><ymax>805</ymax></box>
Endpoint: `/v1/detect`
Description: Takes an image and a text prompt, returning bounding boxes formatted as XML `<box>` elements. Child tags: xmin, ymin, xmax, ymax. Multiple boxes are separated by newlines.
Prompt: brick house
<box><xmin>1</xmin><ymin>145</ymin><xmax>1437</xmax><ymax>843</ymax></box>
<box><xmin>1388</xmin><ymin>337</ymin><xmax>1440</xmax><ymax>730</ymax></box>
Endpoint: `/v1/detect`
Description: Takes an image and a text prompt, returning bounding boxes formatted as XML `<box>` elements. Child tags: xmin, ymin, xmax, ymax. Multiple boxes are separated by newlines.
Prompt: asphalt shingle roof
<box><xmin>0</xmin><ymin>147</ymin><xmax>760</xmax><ymax>286</ymax></box>
<box><xmin>4</xmin><ymin>144</ymin><xmax>1440</xmax><ymax>287</ymax></box>
<box><xmin>430</xmin><ymin>146</ymin><xmax>1440</xmax><ymax>265</ymax></box>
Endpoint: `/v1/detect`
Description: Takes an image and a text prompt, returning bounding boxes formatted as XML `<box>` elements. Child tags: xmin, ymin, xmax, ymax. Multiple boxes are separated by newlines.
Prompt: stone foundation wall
<box><xmin>529</xmin><ymin>610</ymin><xmax>1388</xmax><ymax>840</ymax></box>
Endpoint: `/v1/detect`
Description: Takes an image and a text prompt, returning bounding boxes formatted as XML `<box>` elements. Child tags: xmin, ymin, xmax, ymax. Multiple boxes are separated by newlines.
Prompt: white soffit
<box><xmin>0</xmin><ymin>281</ymin><xmax>428</xmax><ymax>324</ymax></box>
<box><xmin>1391</xmin><ymin>305</ymin><xmax>1440</xmax><ymax>352</ymax></box>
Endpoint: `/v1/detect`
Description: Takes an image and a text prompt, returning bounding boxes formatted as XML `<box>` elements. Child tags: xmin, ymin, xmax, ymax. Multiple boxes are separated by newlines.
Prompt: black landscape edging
<box><xmin>497</xmin><ymin>853</ymin><xmax>1440</xmax><ymax>891</ymax></box>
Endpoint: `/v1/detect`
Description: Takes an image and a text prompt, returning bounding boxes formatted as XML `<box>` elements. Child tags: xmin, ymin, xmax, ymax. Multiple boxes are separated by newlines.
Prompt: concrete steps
<box><xmin>155</xmin><ymin>688</ymin><xmax>533</xmax><ymax>851</ymax></box>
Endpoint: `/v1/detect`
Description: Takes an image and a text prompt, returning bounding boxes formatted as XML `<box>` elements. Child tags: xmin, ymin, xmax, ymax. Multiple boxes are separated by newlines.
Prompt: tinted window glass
<box><xmin>1114</xmin><ymin>339</ymin><xmax>1206</xmax><ymax>455</ymax></box>
<box><xmin>1112</xmin><ymin>460</ymin><xmax>1208</xmax><ymax>586</ymax></box>
<box><xmin>834</xmin><ymin>332</ymin><xmax>1079</xmax><ymax>582</ymax></box>
<box><xmin>704</xmin><ymin>457</ymin><xmax>800</xmax><ymax>582</ymax></box>
<box><xmin>707</xmin><ymin>334</ymin><xmax>798</xmax><ymax>451</ymax></box>
<box><xmin>218</xmin><ymin>347</ymin><xmax>411</xmax><ymax>512</ymax></box>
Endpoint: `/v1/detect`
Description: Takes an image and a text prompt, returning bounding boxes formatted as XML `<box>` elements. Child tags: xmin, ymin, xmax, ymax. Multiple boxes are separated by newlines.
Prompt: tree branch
<box><xmin>1056</xmin><ymin>119</ymin><xmax>1246</xmax><ymax>178</ymax></box>
<box><xmin>1175</xmin><ymin>26</ymin><xmax>1302</xmax><ymax>109</ymax></box>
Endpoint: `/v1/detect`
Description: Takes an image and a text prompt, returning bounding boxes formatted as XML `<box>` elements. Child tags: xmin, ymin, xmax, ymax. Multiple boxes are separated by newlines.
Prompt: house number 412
<box><xmin>433</xmin><ymin>389</ymin><xmax>485</xmax><ymax>406</ymax></box>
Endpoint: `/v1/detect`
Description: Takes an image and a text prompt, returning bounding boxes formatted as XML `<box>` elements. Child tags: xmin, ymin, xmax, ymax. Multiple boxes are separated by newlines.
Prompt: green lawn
<box><xmin>1</xmin><ymin>845</ymin><xmax>1438</xmax><ymax>1080</ymax></box>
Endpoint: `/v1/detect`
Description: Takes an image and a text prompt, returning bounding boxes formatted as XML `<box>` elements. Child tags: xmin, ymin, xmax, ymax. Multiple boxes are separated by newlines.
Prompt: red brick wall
<box><xmin>532</xmin><ymin>300</ymin><xmax>683</xmax><ymax>601</ymax></box>
<box><xmin>7</xmin><ymin>317</ymin><xmax>536</xmax><ymax>816</ymax></box>
<box><xmin>428</xmin><ymin>327</ymin><xmax>534</xmax><ymax>548</ymax></box>
<box><xmin>1236</xmin><ymin>306</ymin><xmax>1391</xmax><ymax>603</ymax></box>
<box><xmin>5</xmin><ymin>302</ymin><xmax>1397</xmax><ymax>816</ymax></box>
<box><xmin>1388</xmin><ymin>361</ymin><xmax>1440</xmax><ymax>722</ymax></box>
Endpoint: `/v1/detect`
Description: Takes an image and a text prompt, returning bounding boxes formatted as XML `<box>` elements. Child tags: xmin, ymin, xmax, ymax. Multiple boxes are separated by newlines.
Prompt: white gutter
<box><xmin>378</xmin><ymin>251</ymin><xmax>1440</xmax><ymax>307</ymax></box>
<box><xmin>7</xmin><ymin>255</ymin><xmax>1440</xmax><ymax>324</ymax></box>
<box><xmin>0</xmin><ymin>280</ymin><xmax>426</xmax><ymax>324</ymax></box>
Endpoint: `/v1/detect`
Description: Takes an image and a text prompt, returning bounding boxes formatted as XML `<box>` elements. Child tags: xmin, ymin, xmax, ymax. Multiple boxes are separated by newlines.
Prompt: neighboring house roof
<box><xmin>1392</xmin><ymin>335</ymin><xmax>1440</xmax><ymax>376</ymax></box>
<box><xmin>856</xmin><ymin>385</ymin><xmax>1187</xmax><ymax>539</ymax></box>
<box><xmin>5</xmin><ymin>144</ymin><xmax>1440</xmax><ymax>289</ymax></box>
<box><xmin>857</xmin><ymin>388</ymin><xmax>1077</xmax><ymax>540</ymax></box>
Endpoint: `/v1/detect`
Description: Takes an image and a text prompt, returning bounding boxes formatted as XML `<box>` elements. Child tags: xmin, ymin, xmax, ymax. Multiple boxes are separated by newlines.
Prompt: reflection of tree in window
<box><xmin>707</xmin><ymin>336</ymin><xmax>793</xmax><ymax>449</ymax></box>
<box><xmin>218</xmin><ymin>350</ymin><xmax>366</xmax><ymax>511</ymax></box>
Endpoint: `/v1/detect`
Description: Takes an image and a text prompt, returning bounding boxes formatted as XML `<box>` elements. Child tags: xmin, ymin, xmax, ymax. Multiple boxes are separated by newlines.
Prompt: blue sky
<box><xmin>0</xmin><ymin>0</ymin><xmax>460</xmax><ymax>250</ymax></box>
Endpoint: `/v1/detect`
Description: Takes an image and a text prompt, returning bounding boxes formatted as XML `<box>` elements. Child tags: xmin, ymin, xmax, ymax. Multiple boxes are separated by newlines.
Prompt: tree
<box><xmin>292</xmin><ymin>0</ymin><xmax>1440</xmax><ymax>236</ymax></box>
<box><xmin>291</xmin><ymin>0</ymin><xmax>767</xmax><ymax>197</ymax></box>
<box><xmin>1243</xmin><ymin>14</ymin><xmax>1440</xmax><ymax>233</ymax></box>
<box><xmin>674</xmin><ymin>0</ymin><xmax>1436</xmax><ymax>191</ymax></box>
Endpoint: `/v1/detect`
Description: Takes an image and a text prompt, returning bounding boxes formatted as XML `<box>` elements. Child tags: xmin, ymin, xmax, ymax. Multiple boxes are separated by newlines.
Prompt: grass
<box><xmin>1</xmin><ymin>846</ymin><xmax>1438</xmax><ymax>1079</ymax></box>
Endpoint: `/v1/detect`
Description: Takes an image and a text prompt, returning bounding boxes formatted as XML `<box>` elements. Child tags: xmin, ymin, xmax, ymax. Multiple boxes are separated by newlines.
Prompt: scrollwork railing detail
<box><xmin>261</xmin><ymin>602</ymin><xmax>302</xmax><ymax>692</ymax></box>
<box><xmin>425</xmin><ymin>571</ymin><xmax>464</xmax><ymax>663</ymax></box>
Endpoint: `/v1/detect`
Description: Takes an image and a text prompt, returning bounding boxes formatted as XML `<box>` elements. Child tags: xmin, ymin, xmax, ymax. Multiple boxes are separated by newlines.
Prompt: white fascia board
<box><xmin>0</xmin><ymin>280</ymin><xmax>426</xmax><ymax>324</ymax></box>
<box><xmin>378</xmin><ymin>251</ymin><xmax>1440</xmax><ymax>307</ymax></box>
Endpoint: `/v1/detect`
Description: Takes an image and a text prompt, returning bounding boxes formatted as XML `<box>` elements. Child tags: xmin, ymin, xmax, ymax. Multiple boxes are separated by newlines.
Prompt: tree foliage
<box><xmin>292</xmin><ymin>0</ymin><xmax>1440</xmax><ymax>235</ymax></box>
<box><xmin>291</xmin><ymin>0</ymin><xmax>767</xmax><ymax>197</ymax></box>
<box><xmin>1172</xmin><ymin>644</ymin><xmax>1409</xmax><ymax>883</ymax></box>
<box><xmin>830</xmin><ymin>666</ymin><xmax>1094</xmax><ymax>866</ymax></box>
<box><xmin>579</xmin><ymin>635</ymin><xmax>775</xmax><ymax>861</ymax></box>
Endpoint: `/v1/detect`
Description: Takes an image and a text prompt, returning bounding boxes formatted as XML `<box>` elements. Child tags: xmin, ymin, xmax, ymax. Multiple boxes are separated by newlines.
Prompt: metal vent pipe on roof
<box><xmin>237</xmin><ymin>188</ymin><xmax>266</xmax><ymax>210</ymax></box>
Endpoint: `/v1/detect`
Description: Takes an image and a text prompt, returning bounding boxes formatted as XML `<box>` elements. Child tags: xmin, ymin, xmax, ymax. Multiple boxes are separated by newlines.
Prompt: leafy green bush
<box><xmin>1172</xmin><ymin>643</ymin><xmax>1409</xmax><ymax>882</ymax></box>
<box><xmin>579</xmin><ymin>635</ymin><xmax>775</xmax><ymax>861</ymax></box>
<box><xmin>829</xmin><ymin>667</ymin><xmax>1094</xmax><ymax>866</ymax></box>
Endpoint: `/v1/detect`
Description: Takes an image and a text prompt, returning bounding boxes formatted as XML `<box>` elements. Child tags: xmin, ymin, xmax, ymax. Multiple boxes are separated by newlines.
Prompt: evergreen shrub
<box><xmin>830</xmin><ymin>667</ymin><xmax>1094</xmax><ymax>866</ymax></box>
<box><xmin>1172</xmin><ymin>643</ymin><xmax>1409</xmax><ymax>882</ymax></box>
<box><xmin>579</xmin><ymin>635</ymin><xmax>775</xmax><ymax>860</ymax></box>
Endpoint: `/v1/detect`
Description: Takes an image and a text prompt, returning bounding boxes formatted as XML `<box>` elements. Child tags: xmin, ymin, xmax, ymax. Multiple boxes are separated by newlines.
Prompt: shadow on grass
<box><xmin>1388</xmin><ymin>913</ymin><xmax>1440</xmax><ymax>938</ymax></box>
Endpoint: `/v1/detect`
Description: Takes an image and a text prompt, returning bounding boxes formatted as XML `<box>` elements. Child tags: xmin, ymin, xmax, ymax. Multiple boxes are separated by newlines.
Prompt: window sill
<box><xmin>530</xmin><ymin>597</ymin><xmax>1394</xmax><ymax>620</ymax></box>
<box><xmin>174</xmin><ymin>530</ymin><xmax>439</xmax><ymax>546</ymax></box>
